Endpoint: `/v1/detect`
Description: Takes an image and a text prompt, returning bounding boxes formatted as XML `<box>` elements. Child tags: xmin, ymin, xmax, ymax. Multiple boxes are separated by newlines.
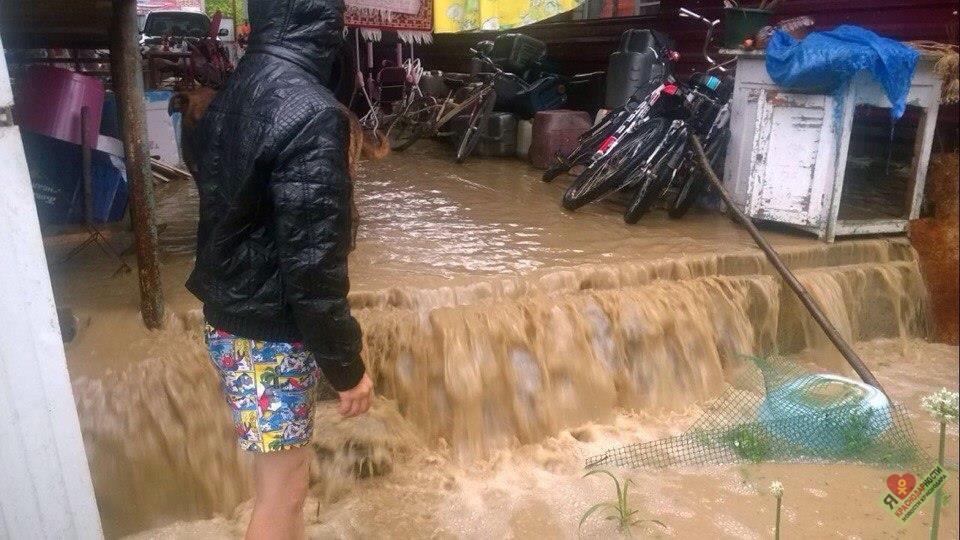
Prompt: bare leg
<box><xmin>246</xmin><ymin>446</ymin><xmax>311</xmax><ymax>540</ymax></box>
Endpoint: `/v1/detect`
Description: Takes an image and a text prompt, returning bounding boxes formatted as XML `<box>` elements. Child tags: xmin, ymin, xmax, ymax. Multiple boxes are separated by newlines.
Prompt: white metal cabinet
<box><xmin>723</xmin><ymin>50</ymin><xmax>942</xmax><ymax>242</ymax></box>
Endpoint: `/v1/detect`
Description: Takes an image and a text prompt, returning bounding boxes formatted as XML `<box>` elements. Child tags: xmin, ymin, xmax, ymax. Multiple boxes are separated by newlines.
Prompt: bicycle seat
<box><xmin>443</xmin><ymin>73</ymin><xmax>472</xmax><ymax>90</ymax></box>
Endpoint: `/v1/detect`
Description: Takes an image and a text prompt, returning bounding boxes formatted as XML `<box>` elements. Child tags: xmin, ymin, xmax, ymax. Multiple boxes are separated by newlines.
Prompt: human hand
<box><xmin>337</xmin><ymin>373</ymin><xmax>374</xmax><ymax>417</ymax></box>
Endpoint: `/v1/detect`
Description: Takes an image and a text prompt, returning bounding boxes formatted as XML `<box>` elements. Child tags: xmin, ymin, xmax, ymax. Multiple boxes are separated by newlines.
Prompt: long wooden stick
<box><xmin>688</xmin><ymin>134</ymin><xmax>886</xmax><ymax>395</ymax></box>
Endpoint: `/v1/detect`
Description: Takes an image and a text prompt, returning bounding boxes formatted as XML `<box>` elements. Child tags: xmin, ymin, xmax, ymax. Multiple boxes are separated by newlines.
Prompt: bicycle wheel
<box><xmin>623</xmin><ymin>127</ymin><xmax>688</xmax><ymax>224</ymax></box>
<box><xmin>561</xmin><ymin>118</ymin><xmax>668</xmax><ymax>211</ymax></box>
<box><xmin>455</xmin><ymin>89</ymin><xmax>496</xmax><ymax>163</ymax></box>
<box><xmin>667</xmin><ymin>130</ymin><xmax>729</xmax><ymax>218</ymax></box>
<box><xmin>389</xmin><ymin>96</ymin><xmax>436</xmax><ymax>151</ymax></box>
<box><xmin>541</xmin><ymin>109</ymin><xmax>626</xmax><ymax>183</ymax></box>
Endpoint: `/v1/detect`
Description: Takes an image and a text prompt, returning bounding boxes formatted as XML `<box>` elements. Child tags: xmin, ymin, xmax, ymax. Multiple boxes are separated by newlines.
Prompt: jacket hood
<box><xmin>247</xmin><ymin>0</ymin><xmax>345</xmax><ymax>82</ymax></box>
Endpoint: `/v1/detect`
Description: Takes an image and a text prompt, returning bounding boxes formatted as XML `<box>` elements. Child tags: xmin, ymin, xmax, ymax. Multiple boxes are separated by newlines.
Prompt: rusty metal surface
<box><xmin>110</xmin><ymin>0</ymin><xmax>165</xmax><ymax>328</ymax></box>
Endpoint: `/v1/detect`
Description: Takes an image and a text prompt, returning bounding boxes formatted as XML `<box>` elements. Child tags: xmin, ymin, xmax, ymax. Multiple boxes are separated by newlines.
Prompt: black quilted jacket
<box><xmin>187</xmin><ymin>0</ymin><xmax>364</xmax><ymax>391</ymax></box>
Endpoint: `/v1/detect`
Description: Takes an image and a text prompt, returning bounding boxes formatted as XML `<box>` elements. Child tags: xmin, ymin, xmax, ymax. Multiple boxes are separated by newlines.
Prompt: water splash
<box><xmin>69</xmin><ymin>239</ymin><xmax>928</xmax><ymax>536</ymax></box>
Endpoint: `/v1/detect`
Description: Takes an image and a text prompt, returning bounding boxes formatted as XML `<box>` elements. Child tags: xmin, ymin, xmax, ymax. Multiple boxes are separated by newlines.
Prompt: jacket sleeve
<box><xmin>269</xmin><ymin>107</ymin><xmax>365</xmax><ymax>391</ymax></box>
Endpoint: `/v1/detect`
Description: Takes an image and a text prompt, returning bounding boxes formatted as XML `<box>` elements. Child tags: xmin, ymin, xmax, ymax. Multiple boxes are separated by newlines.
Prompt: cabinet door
<box><xmin>746</xmin><ymin>90</ymin><xmax>836</xmax><ymax>228</ymax></box>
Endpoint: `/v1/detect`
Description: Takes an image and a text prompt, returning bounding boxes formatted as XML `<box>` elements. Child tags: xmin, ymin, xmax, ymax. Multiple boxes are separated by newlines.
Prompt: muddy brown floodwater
<box><xmin>45</xmin><ymin>142</ymin><xmax>958</xmax><ymax>538</ymax></box>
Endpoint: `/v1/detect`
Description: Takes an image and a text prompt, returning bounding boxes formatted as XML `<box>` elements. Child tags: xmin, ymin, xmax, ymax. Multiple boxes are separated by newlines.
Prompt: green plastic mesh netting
<box><xmin>587</xmin><ymin>356</ymin><xmax>926</xmax><ymax>469</ymax></box>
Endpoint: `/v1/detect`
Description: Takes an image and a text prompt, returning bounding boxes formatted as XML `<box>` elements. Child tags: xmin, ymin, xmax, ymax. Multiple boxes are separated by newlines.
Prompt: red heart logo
<box><xmin>886</xmin><ymin>473</ymin><xmax>917</xmax><ymax>500</ymax></box>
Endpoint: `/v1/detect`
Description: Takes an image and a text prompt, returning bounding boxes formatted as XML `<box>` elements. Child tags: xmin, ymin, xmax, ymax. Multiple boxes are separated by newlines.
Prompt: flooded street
<box><xmin>45</xmin><ymin>141</ymin><xmax>958</xmax><ymax>538</ymax></box>
<box><xmin>151</xmin><ymin>141</ymin><xmax>817</xmax><ymax>290</ymax></box>
<box><xmin>127</xmin><ymin>340</ymin><xmax>959</xmax><ymax>540</ymax></box>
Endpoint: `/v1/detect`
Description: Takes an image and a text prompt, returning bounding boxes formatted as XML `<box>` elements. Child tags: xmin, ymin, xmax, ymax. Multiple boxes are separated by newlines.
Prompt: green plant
<box><xmin>723</xmin><ymin>424</ymin><xmax>771</xmax><ymax>462</ymax></box>
<box><xmin>691</xmin><ymin>428</ymin><xmax>716</xmax><ymax>447</ymax></box>
<box><xmin>579</xmin><ymin>469</ymin><xmax>665</xmax><ymax>537</ymax></box>
<box><xmin>921</xmin><ymin>388</ymin><xmax>959</xmax><ymax>540</ymax></box>
<box><xmin>838</xmin><ymin>409</ymin><xmax>875</xmax><ymax>456</ymax></box>
<box><xmin>769</xmin><ymin>481</ymin><xmax>784</xmax><ymax>540</ymax></box>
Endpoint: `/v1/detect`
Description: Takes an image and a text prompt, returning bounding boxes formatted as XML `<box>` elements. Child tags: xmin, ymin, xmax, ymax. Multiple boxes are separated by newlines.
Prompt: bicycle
<box><xmin>557</xmin><ymin>6</ymin><xmax>733</xmax><ymax>220</ymax></box>
<box><xmin>560</xmin><ymin>79</ymin><xmax>688</xmax><ymax>210</ymax></box>
<box><xmin>621</xmin><ymin>77</ymin><xmax>731</xmax><ymax>223</ymax></box>
<box><xmin>390</xmin><ymin>41</ymin><xmax>517</xmax><ymax>162</ymax></box>
<box><xmin>622</xmin><ymin>8</ymin><xmax>732</xmax><ymax>223</ymax></box>
<box><xmin>541</xmin><ymin>32</ymin><xmax>676</xmax><ymax>184</ymax></box>
<box><xmin>664</xmin><ymin>84</ymin><xmax>731</xmax><ymax>219</ymax></box>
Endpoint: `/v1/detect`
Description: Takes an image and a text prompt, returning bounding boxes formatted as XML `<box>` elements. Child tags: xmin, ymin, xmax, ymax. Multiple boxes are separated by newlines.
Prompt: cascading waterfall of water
<box><xmin>68</xmin><ymin>239</ymin><xmax>928</xmax><ymax>537</ymax></box>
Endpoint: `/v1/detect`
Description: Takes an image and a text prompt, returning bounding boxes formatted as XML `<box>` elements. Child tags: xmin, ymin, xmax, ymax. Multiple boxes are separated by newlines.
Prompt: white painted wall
<box><xmin>0</xmin><ymin>35</ymin><xmax>104</xmax><ymax>540</ymax></box>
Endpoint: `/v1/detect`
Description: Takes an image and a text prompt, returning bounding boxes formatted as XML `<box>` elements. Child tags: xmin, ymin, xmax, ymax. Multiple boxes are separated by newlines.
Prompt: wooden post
<box><xmin>110</xmin><ymin>0</ymin><xmax>165</xmax><ymax>328</ymax></box>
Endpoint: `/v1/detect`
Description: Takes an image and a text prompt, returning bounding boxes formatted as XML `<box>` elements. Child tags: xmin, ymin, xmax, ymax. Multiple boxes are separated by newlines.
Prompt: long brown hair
<box><xmin>347</xmin><ymin>113</ymin><xmax>390</xmax><ymax>176</ymax></box>
<box><xmin>345</xmin><ymin>112</ymin><xmax>389</xmax><ymax>252</ymax></box>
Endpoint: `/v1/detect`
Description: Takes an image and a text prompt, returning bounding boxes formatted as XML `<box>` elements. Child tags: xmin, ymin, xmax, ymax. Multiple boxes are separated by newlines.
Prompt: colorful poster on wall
<box><xmin>137</xmin><ymin>0</ymin><xmax>204</xmax><ymax>15</ymax></box>
<box><xmin>434</xmin><ymin>0</ymin><xmax>581</xmax><ymax>33</ymax></box>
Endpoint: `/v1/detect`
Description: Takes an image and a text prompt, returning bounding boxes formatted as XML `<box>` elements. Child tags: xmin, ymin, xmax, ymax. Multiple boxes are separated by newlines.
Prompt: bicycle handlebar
<box><xmin>469</xmin><ymin>48</ymin><xmax>505</xmax><ymax>74</ymax></box>
<box><xmin>679</xmin><ymin>7</ymin><xmax>725</xmax><ymax>72</ymax></box>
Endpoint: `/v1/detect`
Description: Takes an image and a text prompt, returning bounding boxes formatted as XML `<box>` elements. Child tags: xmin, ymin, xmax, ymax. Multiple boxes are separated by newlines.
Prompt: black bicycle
<box><xmin>559</xmin><ymin>79</ymin><xmax>688</xmax><ymax>210</ymax></box>
<box><xmin>621</xmin><ymin>7</ymin><xmax>733</xmax><ymax>223</ymax></box>
<box><xmin>541</xmin><ymin>39</ymin><xmax>674</xmax><ymax>185</ymax></box>
<box><xmin>621</xmin><ymin>84</ymin><xmax>730</xmax><ymax>223</ymax></box>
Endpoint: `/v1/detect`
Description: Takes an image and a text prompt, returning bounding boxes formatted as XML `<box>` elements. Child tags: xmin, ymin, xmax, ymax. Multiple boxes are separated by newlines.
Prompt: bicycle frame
<box><xmin>436</xmin><ymin>84</ymin><xmax>492</xmax><ymax>130</ymax></box>
<box><xmin>630</xmin><ymin>120</ymin><xmax>688</xmax><ymax>182</ymax></box>
<box><xmin>588</xmin><ymin>81</ymin><xmax>673</xmax><ymax>164</ymax></box>
<box><xmin>425</xmin><ymin>50</ymin><xmax>511</xmax><ymax>134</ymax></box>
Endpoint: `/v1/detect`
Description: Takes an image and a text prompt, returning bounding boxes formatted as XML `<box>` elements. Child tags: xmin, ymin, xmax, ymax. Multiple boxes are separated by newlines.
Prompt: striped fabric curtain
<box><xmin>434</xmin><ymin>0</ymin><xmax>581</xmax><ymax>33</ymax></box>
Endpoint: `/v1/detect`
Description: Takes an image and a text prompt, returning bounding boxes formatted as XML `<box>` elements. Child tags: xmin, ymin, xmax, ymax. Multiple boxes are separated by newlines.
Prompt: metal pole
<box><xmin>81</xmin><ymin>106</ymin><xmax>93</xmax><ymax>226</ymax></box>
<box><xmin>110</xmin><ymin>0</ymin><xmax>165</xmax><ymax>329</ymax></box>
<box><xmin>688</xmin><ymin>133</ymin><xmax>886</xmax><ymax>395</ymax></box>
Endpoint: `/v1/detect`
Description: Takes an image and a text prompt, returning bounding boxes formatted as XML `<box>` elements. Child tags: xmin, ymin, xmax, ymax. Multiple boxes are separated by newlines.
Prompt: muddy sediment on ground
<box><xmin>46</xmin><ymin>143</ymin><xmax>958</xmax><ymax>538</ymax></box>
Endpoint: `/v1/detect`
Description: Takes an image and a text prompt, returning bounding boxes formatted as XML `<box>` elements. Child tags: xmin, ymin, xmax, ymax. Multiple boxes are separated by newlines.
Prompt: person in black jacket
<box><xmin>188</xmin><ymin>0</ymin><xmax>373</xmax><ymax>536</ymax></box>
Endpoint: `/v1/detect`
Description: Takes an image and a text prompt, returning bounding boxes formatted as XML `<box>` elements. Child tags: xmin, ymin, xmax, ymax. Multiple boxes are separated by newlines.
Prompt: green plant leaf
<box><xmin>620</xmin><ymin>477</ymin><xmax>630</xmax><ymax>516</ymax></box>
<box><xmin>579</xmin><ymin>502</ymin><xmax>618</xmax><ymax>531</ymax></box>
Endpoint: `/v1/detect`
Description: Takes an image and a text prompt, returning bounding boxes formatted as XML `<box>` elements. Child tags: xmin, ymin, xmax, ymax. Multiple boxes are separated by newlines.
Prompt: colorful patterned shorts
<box><xmin>205</xmin><ymin>325</ymin><xmax>318</xmax><ymax>453</ymax></box>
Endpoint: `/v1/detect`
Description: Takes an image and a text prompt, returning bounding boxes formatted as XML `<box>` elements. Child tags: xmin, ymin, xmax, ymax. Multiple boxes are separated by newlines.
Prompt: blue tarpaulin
<box><xmin>765</xmin><ymin>25</ymin><xmax>919</xmax><ymax>119</ymax></box>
